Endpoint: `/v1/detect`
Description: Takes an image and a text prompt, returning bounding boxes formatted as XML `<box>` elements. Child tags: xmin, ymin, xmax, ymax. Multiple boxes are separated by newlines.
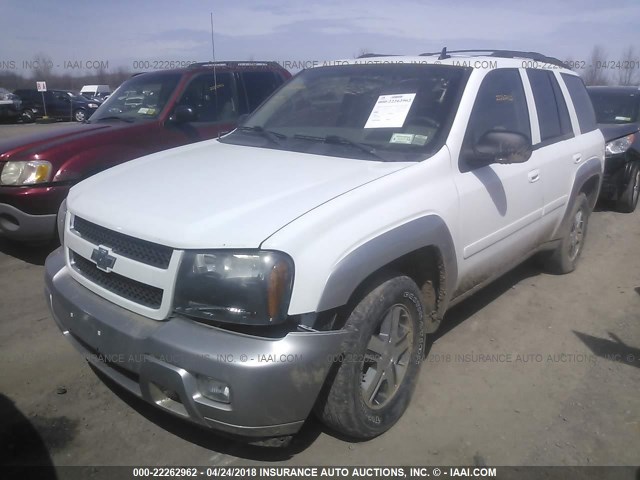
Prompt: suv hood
<box><xmin>67</xmin><ymin>140</ymin><xmax>411</xmax><ymax>249</ymax></box>
<box><xmin>0</xmin><ymin>123</ymin><xmax>112</xmax><ymax>161</ymax></box>
<box><xmin>598</xmin><ymin>123</ymin><xmax>639</xmax><ymax>142</ymax></box>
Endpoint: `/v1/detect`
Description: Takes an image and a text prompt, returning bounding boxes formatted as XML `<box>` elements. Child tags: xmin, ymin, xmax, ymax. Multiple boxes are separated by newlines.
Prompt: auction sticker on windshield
<box><xmin>364</xmin><ymin>93</ymin><xmax>416</xmax><ymax>129</ymax></box>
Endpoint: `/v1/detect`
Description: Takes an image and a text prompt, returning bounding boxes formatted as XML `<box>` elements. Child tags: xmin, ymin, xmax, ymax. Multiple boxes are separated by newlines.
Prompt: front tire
<box><xmin>317</xmin><ymin>275</ymin><xmax>427</xmax><ymax>439</ymax></box>
<box><xmin>544</xmin><ymin>193</ymin><xmax>590</xmax><ymax>274</ymax></box>
<box><xmin>616</xmin><ymin>162</ymin><xmax>640</xmax><ymax>213</ymax></box>
<box><xmin>73</xmin><ymin>109</ymin><xmax>87</xmax><ymax>122</ymax></box>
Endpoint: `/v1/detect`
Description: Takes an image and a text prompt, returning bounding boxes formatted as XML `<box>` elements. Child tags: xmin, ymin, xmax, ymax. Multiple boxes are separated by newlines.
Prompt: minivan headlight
<box><xmin>174</xmin><ymin>250</ymin><xmax>294</xmax><ymax>325</ymax></box>
<box><xmin>0</xmin><ymin>160</ymin><xmax>52</xmax><ymax>185</ymax></box>
<box><xmin>605</xmin><ymin>134</ymin><xmax>635</xmax><ymax>157</ymax></box>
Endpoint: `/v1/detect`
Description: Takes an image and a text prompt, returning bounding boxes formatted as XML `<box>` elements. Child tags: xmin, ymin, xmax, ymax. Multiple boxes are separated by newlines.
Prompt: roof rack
<box><xmin>188</xmin><ymin>61</ymin><xmax>281</xmax><ymax>69</ymax></box>
<box><xmin>419</xmin><ymin>48</ymin><xmax>569</xmax><ymax>69</ymax></box>
<box><xmin>357</xmin><ymin>53</ymin><xmax>399</xmax><ymax>59</ymax></box>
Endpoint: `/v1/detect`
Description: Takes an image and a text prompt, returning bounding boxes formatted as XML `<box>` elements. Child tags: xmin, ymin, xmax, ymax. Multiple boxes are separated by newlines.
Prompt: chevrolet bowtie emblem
<box><xmin>91</xmin><ymin>246</ymin><xmax>116</xmax><ymax>272</ymax></box>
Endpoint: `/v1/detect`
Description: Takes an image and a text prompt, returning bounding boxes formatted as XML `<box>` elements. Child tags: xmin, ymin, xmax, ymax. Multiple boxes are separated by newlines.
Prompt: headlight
<box><xmin>605</xmin><ymin>134</ymin><xmax>635</xmax><ymax>157</ymax></box>
<box><xmin>88</xmin><ymin>103</ymin><xmax>99</xmax><ymax>108</ymax></box>
<box><xmin>0</xmin><ymin>160</ymin><xmax>52</xmax><ymax>185</ymax></box>
<box><xmin>57</xmin><ymin>199</ymin><xmax>67</xmax><ymax>246</ymax></box>
<box><xmin>174</xmin><ymin>250</ymin><xmax>294</xmax><ymax>325</ymax></box>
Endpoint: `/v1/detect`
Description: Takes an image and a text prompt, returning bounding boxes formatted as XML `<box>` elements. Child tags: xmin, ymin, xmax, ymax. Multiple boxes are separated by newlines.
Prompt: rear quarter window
<box><xmin>561</xmin><ymin>74</ymin><xmax>597</xmax><ymax>134</ymax></box>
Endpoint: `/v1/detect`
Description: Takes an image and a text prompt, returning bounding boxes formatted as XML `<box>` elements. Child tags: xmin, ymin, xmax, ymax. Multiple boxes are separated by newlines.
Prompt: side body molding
<box><xmin>317</xmin><ymin>215</ymin><xmax>458</xmax><ymax>319</ymax></box>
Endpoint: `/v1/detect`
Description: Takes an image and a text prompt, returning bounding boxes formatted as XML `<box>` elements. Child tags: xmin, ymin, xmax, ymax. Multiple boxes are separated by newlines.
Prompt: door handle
<box><xmin>573</xmin><ymin>153</ymin><xmax>583</xmax><ymax>164</ymax></box>
<box><xmin>528</xmin><ymin>169</ymin><xmax>540</xmax><ymax>183</ymax></box>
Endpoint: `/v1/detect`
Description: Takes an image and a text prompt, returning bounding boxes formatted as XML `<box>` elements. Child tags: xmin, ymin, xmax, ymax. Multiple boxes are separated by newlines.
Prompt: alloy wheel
<box><xmin>361</xmin><ymin>304</ymin><xmax>414</xmax><ymax>409</ymax></box>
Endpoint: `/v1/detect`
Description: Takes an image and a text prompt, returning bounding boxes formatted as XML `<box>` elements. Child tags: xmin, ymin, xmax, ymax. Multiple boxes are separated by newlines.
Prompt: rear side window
<box><xmin>527</xmin><ymin>69</ymin><xmax>573</xmax><ymax>142</ymax></box>
<box><xmin>461</xmin><ymin>69</ymin><xmax>530</xmax><ymax>169</ymax></box>
<box><xmin>561</xmin><ymin>74</ymin><xmax>597</xmax><ymax>133</ymax></box>
<box><xmin>241</xmin><ymin>71</ymin><xmax>283</xmax><ymax>112</ymax></box>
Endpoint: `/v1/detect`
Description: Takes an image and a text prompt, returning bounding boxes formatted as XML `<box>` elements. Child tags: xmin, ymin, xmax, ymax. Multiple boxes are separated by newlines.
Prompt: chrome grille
<box><xmin>73</xmin><ymin>216</ymin><xmax>172</xmax><ymax>269</ymax></box>
<box><xmin>71</xmin><ymin>251</ymin><xmax>163</xmax><ymax>309</ymax></box>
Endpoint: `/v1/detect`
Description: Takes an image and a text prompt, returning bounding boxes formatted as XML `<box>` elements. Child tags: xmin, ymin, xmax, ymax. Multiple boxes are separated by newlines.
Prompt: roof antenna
<box><xmin>210</xmin><ymin>12</ymin><xmax>220</xmax><ymax>138</ymax></box>
<box><xmin>438</xmin><ymin>47</ymin><xmax>450</xmax><ymax>60</ymax></box>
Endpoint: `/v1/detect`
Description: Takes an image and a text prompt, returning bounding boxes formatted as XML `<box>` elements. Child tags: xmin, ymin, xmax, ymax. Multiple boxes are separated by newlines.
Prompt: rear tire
<box><xmin>317</xmin><ymin>275</ymin><xmax>428</xmax><ymax>439</ymax></box>
<box><xmin>544</xmin><ymin>193</ymin><xmax>590</xmax><ymax>274</ymax></box>
<box><xmin>616</xmin><ymin>162</ymin><xmax>640</xmax><ymax>213</ymax></box>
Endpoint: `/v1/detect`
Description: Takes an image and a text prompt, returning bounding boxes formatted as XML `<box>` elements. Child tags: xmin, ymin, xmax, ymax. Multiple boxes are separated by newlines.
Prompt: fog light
<box><xmin>197</xmin><ymin>376</ymin><xmax>231</xmax><ymax>403</ymax></box>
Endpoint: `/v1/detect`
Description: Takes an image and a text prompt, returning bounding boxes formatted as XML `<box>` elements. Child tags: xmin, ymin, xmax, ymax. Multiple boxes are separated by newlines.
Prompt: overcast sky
<box><xmin>2</xmin><ymin>0</ymin><xmax>639</xmax><ymax>74</ymax></box>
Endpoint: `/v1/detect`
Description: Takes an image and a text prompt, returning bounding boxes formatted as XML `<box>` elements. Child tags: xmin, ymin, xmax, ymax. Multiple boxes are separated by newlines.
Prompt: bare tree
<box><xmin>582</xmin><ymin>46</ymin><xmax>609</xmax><ymax>86</ymax></box>
<box><xmin>617</xmin><ymin>45</ymin><xmax>639</xmax><ymax>86</ymax></box>
<box><xmin>30</xmin><ymin>52</ymin><xmax>54</xmax><ymax>80</ymax></box>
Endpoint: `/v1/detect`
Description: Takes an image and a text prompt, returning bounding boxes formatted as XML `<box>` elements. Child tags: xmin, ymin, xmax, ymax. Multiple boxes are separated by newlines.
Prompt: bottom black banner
<box><xmin>2</xmin><ymin>465</ymin><xmax>638</xmax><ymax>480</ymax></box>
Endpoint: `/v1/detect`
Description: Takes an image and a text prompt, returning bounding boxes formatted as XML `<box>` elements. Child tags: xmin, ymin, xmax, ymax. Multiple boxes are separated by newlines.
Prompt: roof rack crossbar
<box><xmin>419</xmin><ymin>49</ymin><xmax>568</xmax><ymax>69</ymax></box>
<box><xmin>357</xmin><ymin>53</ymin><xmax>401</xmax><ymax>59</ymax></box>
<box><xmin>187</xmin><ymin>61</ymin><xmax>282</xmax><ymax>69</ymax></box>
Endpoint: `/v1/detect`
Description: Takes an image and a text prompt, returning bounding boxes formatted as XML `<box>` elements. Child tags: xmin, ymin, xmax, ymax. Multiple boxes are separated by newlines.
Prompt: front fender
<box><xmin>317</xmin><ymin>215</ymin><xmax>458</xmax><ymax>318</ymax></box>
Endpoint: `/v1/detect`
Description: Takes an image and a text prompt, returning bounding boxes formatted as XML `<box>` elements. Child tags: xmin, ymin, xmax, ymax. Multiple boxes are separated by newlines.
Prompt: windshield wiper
<box><xmin>293</xmin><ymin>133</ymin><xmax>382</xmax><ymax>159</ymax></box>
<box><xmin>238</xmin><ymin>125</ymin><xmax>287</xmax><ymax>146</ymax></box>
<box><xmin>92</xmin><ymin>116</ymin><xmax>134</xmax><ymax>123</ymax></box>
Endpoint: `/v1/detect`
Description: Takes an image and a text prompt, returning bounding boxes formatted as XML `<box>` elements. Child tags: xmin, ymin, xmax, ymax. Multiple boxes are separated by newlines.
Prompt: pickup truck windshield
<box><xmin>220</xmin><ymin>63</ymin><xmax>470</xmax><ymax>162</ymax></box>
<box><xmin>89</xmin><ymin>72</ymin><xmax>180</xmax><ymax>123</ymax></box>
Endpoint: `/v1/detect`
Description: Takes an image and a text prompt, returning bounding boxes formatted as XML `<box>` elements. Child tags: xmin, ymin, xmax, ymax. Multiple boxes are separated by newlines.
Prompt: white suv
<box><xmin>45</xmin><ymin>50</ymin><xmax>604</xmax><ymax>440</ymax></box>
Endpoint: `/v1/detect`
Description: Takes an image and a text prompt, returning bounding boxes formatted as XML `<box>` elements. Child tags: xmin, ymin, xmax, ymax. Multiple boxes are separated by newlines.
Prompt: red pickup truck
<box><xmin>0</xmin><ymin>62</ymin><xmax>291</xmax><ymax>242</ymax></box>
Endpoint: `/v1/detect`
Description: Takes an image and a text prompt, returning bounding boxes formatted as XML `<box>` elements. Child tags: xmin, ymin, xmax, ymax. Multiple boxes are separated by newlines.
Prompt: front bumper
<box><xmin>0</xmin><ymin>185</ymin><xmax>69</xmax><ymax>240</ymax></box>
<box><xmin>44</xmin><ymin>248</ymin><xmax>347</xmax><ymax>438</ymax></box>
<box><xmin>0</xmin><ymin>203</ymin><xmax>56</xmax><ymax>241</ymax></box>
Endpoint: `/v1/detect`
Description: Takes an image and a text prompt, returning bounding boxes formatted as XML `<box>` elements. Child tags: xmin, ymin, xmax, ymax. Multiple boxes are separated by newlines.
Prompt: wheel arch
<box><xmin>316</xmin><ymin>215</ymin><xmax>458</xmax><ymax>334</ymax></box>
<box><xmin>555</xmin><ymin>157</ymin><xmax>602</xmax><ymax>239</ymax></box>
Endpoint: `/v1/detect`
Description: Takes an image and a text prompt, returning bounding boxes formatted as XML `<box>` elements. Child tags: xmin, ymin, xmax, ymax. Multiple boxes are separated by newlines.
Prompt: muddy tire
<box><xmin>544</xmin><ymin>193</ymin><xmax>590</xmax><ymax>274</ymax></box>
<box><xmin>317</xmin><ymin>275</ymin><xmax>427</xmax><ymax>439</ymax></box>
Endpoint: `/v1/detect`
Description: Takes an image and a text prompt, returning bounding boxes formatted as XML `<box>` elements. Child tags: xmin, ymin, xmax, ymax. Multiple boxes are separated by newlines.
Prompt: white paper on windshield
<box><xmin>364</xmin><ymin>93</ymin><xmax>416</xmax><ymax>129</ymax></box>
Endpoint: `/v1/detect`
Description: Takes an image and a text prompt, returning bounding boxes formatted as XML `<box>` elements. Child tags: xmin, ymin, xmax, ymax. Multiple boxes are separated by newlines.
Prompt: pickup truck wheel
<box><xmin>544</xmin><ymin>193</ymin><xmax>590</xmax><ymax>274</ymax></box>
<box><xmin>616</xmin><ymin>162</ymin><xmax>640</xmax><ymax>213</ymax></box>
<box><xmin>317</xmin><ymin>275</ymin><xmax>426</xmax><ymax>439</ymax></box>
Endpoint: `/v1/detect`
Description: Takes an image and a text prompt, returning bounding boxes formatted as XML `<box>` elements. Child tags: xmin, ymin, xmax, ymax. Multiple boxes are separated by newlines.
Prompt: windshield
<box><xmin>220</xmin><ymin>64</ymin><xmax>470</xmax><ymax>162</ymax></box>
<box><xmin>89</xmin><ymin>72</ymin><xmax>180</xmax><ymax>122</ymax></box>
<box><xmin>589</xmin><ymin>91</ymin><xmax>640</xmax><ymax>124</ymax></box>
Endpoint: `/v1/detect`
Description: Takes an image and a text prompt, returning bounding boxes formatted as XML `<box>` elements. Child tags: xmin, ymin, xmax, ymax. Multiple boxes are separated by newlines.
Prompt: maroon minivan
<box><xmin>0</xmin><ymin>62</ymin><xmax>291</xmax><ymax>242</ymax></box>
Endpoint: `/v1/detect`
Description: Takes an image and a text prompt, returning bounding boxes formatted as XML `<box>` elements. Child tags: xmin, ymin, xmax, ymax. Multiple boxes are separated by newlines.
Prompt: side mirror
<box><xmin>471</xmin><ymin>130</ymin><xmax>532</xmax><ymax>166</ymax></box>
<box><xmin>171</xmin><ymin>105</ymin><xmax>196</xmax><ymax>123</ymax></box>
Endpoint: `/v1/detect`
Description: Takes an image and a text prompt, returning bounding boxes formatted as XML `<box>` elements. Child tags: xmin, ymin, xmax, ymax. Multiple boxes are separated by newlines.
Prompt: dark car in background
<box><xmin>0</xmin><ymin>61</ymin><xmax>291</xmax><ymax>242</ymax></box>
<box><xmin>13</xmin><ymin>89</ymin><xmax>101</xmax><ymax>122</ymax></box>
<box><xmin>0</xmin><ymin>88</ymin><xmax>22</xmax><ymax>122</ymax></box>
<box><xmin>588</xmin><ymin>86</ymin><xmax>640</xmax><ymax>212</ymax></box>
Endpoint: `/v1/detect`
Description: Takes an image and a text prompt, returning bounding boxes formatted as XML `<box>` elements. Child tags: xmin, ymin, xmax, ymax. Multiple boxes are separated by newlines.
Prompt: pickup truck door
<box><xmin>453</xmin><ymin>68</ymin><xmax>544</xmax><ymax>295</ymax></box>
